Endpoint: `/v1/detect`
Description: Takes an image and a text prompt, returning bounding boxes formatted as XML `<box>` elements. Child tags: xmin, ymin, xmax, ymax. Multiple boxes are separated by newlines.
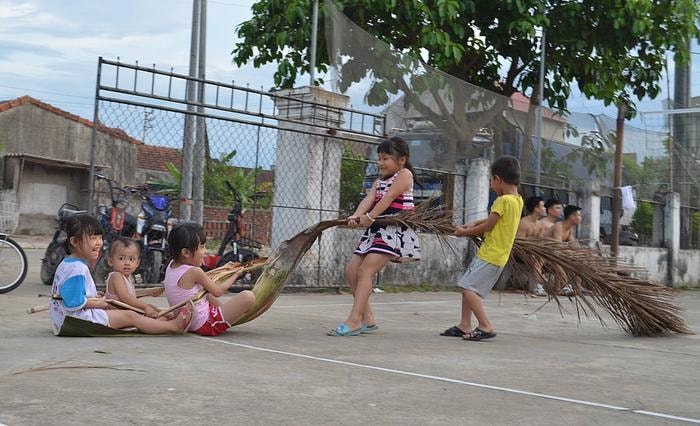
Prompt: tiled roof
<box><xmin>0</xmin><ymin>95</ymin><xmax>143</xmax><ymax>145</ymax></box>
<box><xmin>137</xmin><ymin>145</ymin><xmax>182</xmax><ymax>172</ymax></box>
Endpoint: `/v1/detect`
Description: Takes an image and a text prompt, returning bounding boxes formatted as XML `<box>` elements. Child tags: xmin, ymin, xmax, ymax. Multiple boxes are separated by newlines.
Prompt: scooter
<box><xmin>128</xmin><ymin>184</ymin><xmax>175</xmax><ymax>284</ymax></box>
<box><xmin>203</xmin><ymin>182</ymin><xmax>262</xmax><ymax>289</ymax></box>
<box><xmin>40</xmin><ymin>203</ymin><xmax>86</xmax><ymax>285</ymax></box>
<box><xmin>92</xmin><ymin>174</ymin><xmax>137</xmax><ymax>284</ymax></box>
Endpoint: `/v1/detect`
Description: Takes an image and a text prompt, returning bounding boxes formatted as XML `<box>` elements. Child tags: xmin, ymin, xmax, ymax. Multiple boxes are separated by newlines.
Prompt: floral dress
<box><xmin>354</xmin><ymin>170</ymin><xmax>421</xmax><ymax>262</ymax></box>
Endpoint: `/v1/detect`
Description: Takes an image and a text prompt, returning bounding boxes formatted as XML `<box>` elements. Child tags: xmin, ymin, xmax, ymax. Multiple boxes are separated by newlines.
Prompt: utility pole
<box><xmin>309</xmin><ymin>0</ymin><xmax>319</xmax><ymax>86</ymax></box>
<box><xmin>181</xmin><ymin>0</ymin><xmax>200</xmax><ymax>221</ymax></box>
<box><xmin>193</xmin><ymin>0</ymin><xmax>207</xmax><ymax>225</ymax></box>
<box><xmin>611</xmin><ymin>103</ymin><xmax>626</xmax><ymax>258</ymax></box>
<box><xmin>673</xmin><ymin>40</ymin><xmax>690</xmax><ymax>195</ymax></box>
<box><xmin>534</xmin><ymin>28</ymin><xmax>546</xmax><ymax>189</ymax></box>
<box><xmin>672</xmin><ymin>38</ymin><xmax>691</xmax><ymax>246</ymax></box>
<box><xmin>141</xmin><ymin>109</ymin><xmax>154</xmax><ymax>143</ymax></box>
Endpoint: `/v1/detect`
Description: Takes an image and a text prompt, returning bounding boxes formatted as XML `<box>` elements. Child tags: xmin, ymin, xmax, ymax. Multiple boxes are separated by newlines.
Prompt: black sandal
<box><xmin>463</xmin><ymin>328</ymin><xmax>497</xmax><ymax>341</ymax></box>
<box><xmin>440</xmin><ymin>325</ymin><xmax>466</xmax><ymax>337</ymax></box>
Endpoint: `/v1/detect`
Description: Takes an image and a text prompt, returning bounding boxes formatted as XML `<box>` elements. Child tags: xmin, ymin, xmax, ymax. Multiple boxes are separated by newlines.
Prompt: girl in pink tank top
<box><xmin>164</xmin><ymin>222</ymin><xmax>256</xmax><ymax>336</ymax></box>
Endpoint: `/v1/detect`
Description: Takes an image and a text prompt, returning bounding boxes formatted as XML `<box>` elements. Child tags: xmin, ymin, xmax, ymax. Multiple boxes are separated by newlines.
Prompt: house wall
<box><xmin>0</xmin><ymin>102</ymin><xmax>139</xmax><ymax>232</ymax></box>
<box><xmin>15</xmin><ymin>162</ymin><xmax>88</xmax><ymax>234</ymax></box>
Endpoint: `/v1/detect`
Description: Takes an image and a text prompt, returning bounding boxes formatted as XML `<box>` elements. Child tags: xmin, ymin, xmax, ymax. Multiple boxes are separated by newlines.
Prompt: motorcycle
<box><xmin>203</xmin><ymin>181</ymin><xmax>262</xmax><ymax>290</ymax></box>
<box><xmin>128</xmin><ymin>184</ymin><xmax>175</xmax><ymax>284</ymax></box>
<box><xmin>40</xmin><ymin>203</ymin><xmax>87</xmax><ymax>285</ymax></box>
<box><xmin>92</xmin><ymin>174</ymin><xmax>137</xmax><ymax>284</ymax></box>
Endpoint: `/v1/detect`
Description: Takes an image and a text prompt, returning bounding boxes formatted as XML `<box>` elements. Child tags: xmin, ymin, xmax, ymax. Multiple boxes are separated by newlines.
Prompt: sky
<box><xmin>1</xmin><ymin>0</ymin><xmax>698</xmax><ymax>130</ymax></box>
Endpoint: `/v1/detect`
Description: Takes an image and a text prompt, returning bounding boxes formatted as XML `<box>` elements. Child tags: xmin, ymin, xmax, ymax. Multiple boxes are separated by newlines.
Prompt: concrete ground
<box><xmin>1</xmin><ymin>243</ymin><xmax>699</xmax><ymax>425</ymax></box>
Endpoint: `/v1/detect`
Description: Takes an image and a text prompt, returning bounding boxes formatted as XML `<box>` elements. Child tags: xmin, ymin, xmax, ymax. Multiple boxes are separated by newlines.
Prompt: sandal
<box><xmin>463</xmin><ymin>328</ymin><xmax>497</xmax><ymax>341</ymax></box>
<box><xmin>360</xmin><ymin>323</ymin><xmax>378</xmax><ymax>334</ymax></box>
<box><xmin>440</xmin><ymin>325</ymin><xmax>466</xmax><ymax>337</ymax></box>
<box><xmin>327</xmin><ymin>323</ymin><xmax>361</xmax><ymax>337</ymax></box>
<box><xmin>176</xmin><ymin>301</ymin><xmax>195</xmax><ymax>334</ymax></box>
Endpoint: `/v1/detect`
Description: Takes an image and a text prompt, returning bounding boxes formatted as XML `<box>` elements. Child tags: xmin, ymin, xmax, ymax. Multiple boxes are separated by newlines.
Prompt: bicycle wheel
<box><xmin>0</xmin><ymin>237</ymin><xmax>28</xmax><ymax>294</ymax></box>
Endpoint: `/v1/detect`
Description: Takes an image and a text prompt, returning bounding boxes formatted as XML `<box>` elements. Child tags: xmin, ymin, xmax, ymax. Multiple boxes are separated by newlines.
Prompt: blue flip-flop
<box><xmin>327</xmin><ymin>323</ymin><xmax>362</xmax><ymax>336</ymax></box>
<box><xmin>360</xmin><ymin>323</ymin><xmax>378</xmax><ymax>334</ymax></box>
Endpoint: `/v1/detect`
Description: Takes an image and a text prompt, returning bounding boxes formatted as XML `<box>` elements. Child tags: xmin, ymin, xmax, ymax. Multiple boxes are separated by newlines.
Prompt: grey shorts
<box><xmin>458</xmin><ymin>257</ymin><xmax>505</xmax><ymax>298</ymax></box>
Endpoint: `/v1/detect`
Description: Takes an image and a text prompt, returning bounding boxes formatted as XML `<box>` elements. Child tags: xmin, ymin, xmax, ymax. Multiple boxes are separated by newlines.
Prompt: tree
<box><xmin>631</xmin><ymin>201</ymin><xmax>653</xmax><ymax>244</ymax></box>
<box><xmin>339</xmin><ymin>146</ymin><xmax>366</xmax><ymax>214</ymax></box>
<box><xmin>153</xmin><ymin>151</ymin><xmax>273</xmax><ymax>208</ymax></box>
<box><xmin>234</xmin><ymin>0</ymin><xmax>699</xmax><ymax>172</ymax></box>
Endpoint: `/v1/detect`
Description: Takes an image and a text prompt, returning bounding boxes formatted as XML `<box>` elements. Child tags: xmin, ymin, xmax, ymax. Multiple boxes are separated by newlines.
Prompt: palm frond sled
<box><xmin>212</xmin><ymin>201</ymin><xmax>691</xmax><ymax>336</ymax></box>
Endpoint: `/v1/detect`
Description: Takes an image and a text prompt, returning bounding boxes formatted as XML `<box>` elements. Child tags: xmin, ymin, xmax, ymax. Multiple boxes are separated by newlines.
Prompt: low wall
<box><xmin>610</xmin><ymin>245</ymin><xmax>700</xmax><ymax>287</ymax></box>
<box><xmin>291</xmin><ymin>229</ymin><xmax>473</xmax><ymax>287</ymax></box>
<box><xmin>615</xmin><ymin>245</ymin><xmax>669</xmax><ymax>284</ymax></box>
<box><xmin>675</xmin><ymin>250</ymin><xmax>700</xmax><ymax>287</ymax></box>
<box><xmin>289</xmin><ymin>234</ymin><xmax>700</xmax><ymax>289</ymax></box>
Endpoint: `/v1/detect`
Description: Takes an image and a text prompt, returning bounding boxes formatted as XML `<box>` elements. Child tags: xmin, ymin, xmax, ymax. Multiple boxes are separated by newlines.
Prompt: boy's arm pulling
<box><xmin>108</xmin><ymin>274</ymin><xmax>158</xmax><ymax>317</ymax></box>
<box><xmin>455</xmin><ymin>212</ymin><xmax>501</xmax><ymax>237</ymax></box>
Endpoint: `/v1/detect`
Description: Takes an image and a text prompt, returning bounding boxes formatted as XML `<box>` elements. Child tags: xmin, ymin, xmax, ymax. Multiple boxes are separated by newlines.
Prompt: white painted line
<box><xmin>273</xmin><ymin>300</ymin><xmax>457</xmax><ymax>308</ymax></box>
<box><xmin>197</xmin><ymin>336</ymin><xmax>700</xmax><ymax>424</ymax></box>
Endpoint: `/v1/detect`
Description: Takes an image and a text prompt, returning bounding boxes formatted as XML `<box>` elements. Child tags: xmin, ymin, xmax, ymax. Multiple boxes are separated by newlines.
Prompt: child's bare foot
<box><xmin>176</xmin><ymin>301</ymin><xmax>195</xmax><ymax>334</ymax></box>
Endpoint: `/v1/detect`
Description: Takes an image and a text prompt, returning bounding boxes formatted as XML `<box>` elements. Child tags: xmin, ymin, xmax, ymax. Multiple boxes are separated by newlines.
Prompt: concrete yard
<box><xmin>1</xmin><ymin>245</ymin><xmax>699</xmax><ymax>425</ymax></box>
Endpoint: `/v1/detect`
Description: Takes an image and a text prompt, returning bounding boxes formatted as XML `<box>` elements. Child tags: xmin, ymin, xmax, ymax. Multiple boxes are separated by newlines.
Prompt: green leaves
<box><xmin>233</xmin><ymin>0</ymin><xmax>700</xmax><ymax>116</ymax></box>
<box><xmin>155</xmin><ymin>151</ymin><xmax>272</xmax><ymax>208</ymax></box>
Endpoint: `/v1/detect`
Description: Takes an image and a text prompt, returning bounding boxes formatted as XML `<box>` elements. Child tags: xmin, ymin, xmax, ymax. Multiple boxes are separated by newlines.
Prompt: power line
<box><xmin>0</xmin><ymin>85</ymin><xmax>93</xmax><ymax>100</ymax></box>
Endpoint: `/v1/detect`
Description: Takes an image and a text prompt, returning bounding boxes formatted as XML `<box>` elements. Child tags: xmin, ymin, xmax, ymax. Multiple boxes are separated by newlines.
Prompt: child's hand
<box><xmin>144</xmin><ymin>305</ymin><xmax>159</xmax><ymax>318</ymax></box>
<box><xmin>347</xmin><ymin>216</ymin><xmax>361</xmax><ymax>227</ymax></box>
<box><xmin>357</xmin><ymin>214</ymin><xmax>373</xmax><ymax>227</ymax></box>
<box><xmin>91</xmin><ymin>296</ymin><xmax>109</xmax><ymax>309</ymax></box>
<box><xmin>454</xmin><ymin>225</ymin><xmax>470</xmax><ymax>237</ymax></box>
<box><xmin>226</xmin><ymin>267</ymin><xmax>244</xmax><ymax>287</ymax></box>
<box><xmin>150</xmin><ymin>287</ymin><xmax>164</xmax><ymax>297</ymax></box>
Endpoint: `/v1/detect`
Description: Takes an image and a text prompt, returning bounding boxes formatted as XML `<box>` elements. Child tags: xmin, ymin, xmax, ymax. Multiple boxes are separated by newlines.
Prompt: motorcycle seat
<box><xmin>60</xmin><ymin>208</ymin><xmax>88</xmax><ymax>220</ymax></box>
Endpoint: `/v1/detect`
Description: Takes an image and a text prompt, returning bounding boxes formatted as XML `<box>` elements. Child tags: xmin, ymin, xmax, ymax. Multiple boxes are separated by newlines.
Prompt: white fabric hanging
<box><xmin>620</xmin><ymin>186</ymin><xmax>636</xmax><ymax>210</ymax></box>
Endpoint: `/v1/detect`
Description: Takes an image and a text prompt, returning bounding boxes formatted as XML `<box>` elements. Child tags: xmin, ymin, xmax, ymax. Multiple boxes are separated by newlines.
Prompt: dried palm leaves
<box><xmin>508</xmin><ymin>238</ymin><xmax>692</xmax><ymax>336</ymax></box>
<box><xmin>381</xmin><ymin>207</ymin><xmax>691</xmax><ymax>336</ymax></box>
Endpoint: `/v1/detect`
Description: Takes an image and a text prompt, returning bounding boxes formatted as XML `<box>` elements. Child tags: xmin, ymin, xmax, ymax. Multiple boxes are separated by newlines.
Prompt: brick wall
<box><xmin>201</xmin><ymin>205</ymin><xmax>272</xmax><ymax>247</ymax></box>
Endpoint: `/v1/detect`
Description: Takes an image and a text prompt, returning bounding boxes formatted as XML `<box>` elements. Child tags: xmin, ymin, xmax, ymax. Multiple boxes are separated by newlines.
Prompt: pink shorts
<box><xmin>192</xmin><ymin>305</ymin><xmax>231</xmax><ymax>336</ymax></box>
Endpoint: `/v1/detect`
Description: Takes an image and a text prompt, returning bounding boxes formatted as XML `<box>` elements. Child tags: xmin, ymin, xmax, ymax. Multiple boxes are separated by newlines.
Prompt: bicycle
<box><xmin>0</xmin><ymin>233</ymin><xmax>28</xmax><ymax>294</ymax></box>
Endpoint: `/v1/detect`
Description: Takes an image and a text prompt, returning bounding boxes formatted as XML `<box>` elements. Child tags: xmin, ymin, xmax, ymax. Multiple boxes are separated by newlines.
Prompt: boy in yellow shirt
<box><xmin>441</xmin><ymin>156</ymin><xmax>523</xmax><ymax>341</ymax></box>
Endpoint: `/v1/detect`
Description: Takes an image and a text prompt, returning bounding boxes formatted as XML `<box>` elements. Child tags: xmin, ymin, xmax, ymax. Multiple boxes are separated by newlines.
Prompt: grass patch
<box><xmin>677</xmin><ymin>285</ymin><xmax>700</xmax><ymax>291</ymax></box>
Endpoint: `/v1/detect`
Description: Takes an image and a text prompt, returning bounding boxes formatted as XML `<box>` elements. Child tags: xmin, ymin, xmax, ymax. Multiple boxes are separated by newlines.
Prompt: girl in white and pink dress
<box><xmin>328</xmin><ymin>136</ymin><xmax>421</xmax><ymax>336</ymax></box>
